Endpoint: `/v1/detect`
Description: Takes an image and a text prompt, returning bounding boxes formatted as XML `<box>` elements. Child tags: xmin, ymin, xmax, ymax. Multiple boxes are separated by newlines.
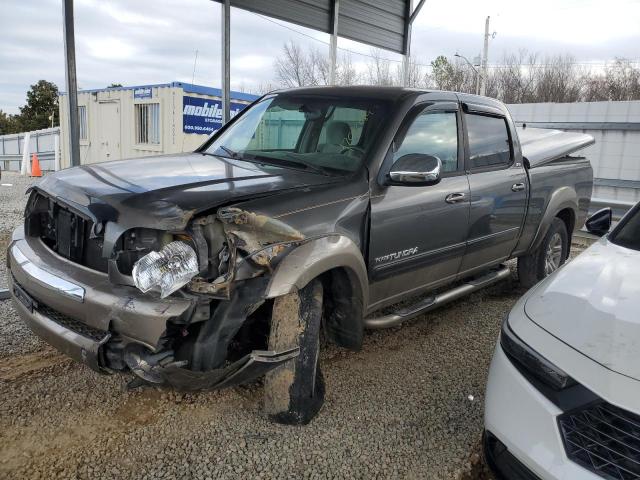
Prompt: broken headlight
<box><xmin>132</xmin><ymin>241</ymin><xmax>199</xmax><ymax>298</ymax></box>
<box><xmin>500</xmin><ymin>315</ymin><xmax>576</xmax><ymax>390</ymax></box>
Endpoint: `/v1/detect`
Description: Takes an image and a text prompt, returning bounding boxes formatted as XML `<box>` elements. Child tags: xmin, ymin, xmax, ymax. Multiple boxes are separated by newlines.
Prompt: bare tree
<box><xmin>605</xmin><ymin>58</ymin><xmax>640</xmax><ymax>101</ymax></box>
<box><xmin>309</xmin><ymin>47</ymin><xmax>330</xmax><ymax>85</ymax></box>
<box><xmin>394</xmin><ymin>57</ymin><xmax>431</xmax><ymax>88</ymax></box>
<box><xmin>272</xmin><ymin>41</ymin><xmax>640</xmax><ymax>103</ymax></box>
<box><xmin>274</xmin><ymin>41</ymin><xmax>316</xmax><ymax>87</ymax></box>
<box><xmin>582</xmin><ymin>59</ymin><xmax>640</xmax><ymax>101</ymax></box>
<box><xmin>490</xmin><ymin>51</ymin><xmax>538</xmax><ymax>103</ymax></box>
<box><xmin>531</xmin><ymin>54</ymin><xmax>583</xmax><ymax>103</ymax></box>
<box><xmin>336</xmin><ymin>52</ymin><xmax>360</xmax><ymax>85</ymax></box>
<box><xmin>274</xmin><ymin>42</ymin><xmax>360</xmax><ymax>87</ymax></box>
<box><xmin>255</xmin><ymin>81</ymin><xmax>279</xmax><ymax>95</ymax></box>
<box><xmin>365</xmin><ymin>49</ymin><xmax>395</xmax><ymax>86</ymax></box>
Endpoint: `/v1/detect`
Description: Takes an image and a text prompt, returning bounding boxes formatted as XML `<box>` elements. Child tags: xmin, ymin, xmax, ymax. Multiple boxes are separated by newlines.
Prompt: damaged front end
<box><xmin>185</xmin><ymin>207</ymin><xmax>305</xmax><ymax>297</ymax></box>
<box><xmin>117</xmin><ymin>207</ymin><xmax>308</xmax><ymax>390</ymax></box>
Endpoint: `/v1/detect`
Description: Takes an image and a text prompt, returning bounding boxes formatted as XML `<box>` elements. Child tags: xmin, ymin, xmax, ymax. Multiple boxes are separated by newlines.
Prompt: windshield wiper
<box><xmin>217</xmin><ymin>145</ymin><xmax>241</xmax><ymax>159</ymax></box>
<box><xmin>279</xmin><ymin>154</ymin><xmax>329</xmax><ymax>175</ymax></box>
<box><xmin>209</xmin><ymin>147</ymin><xmax>331</xmax><ymax>175</ymax></box>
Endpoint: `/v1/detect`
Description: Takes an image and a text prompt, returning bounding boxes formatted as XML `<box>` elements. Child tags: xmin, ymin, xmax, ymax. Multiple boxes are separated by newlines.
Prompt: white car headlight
<box><xmin>132</xmin><ymin>241</ymin><xmax>199</xmax><ymax>298</ymax></box>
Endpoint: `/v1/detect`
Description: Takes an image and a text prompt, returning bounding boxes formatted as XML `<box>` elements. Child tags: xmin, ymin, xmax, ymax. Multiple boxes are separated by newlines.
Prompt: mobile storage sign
<box><xmin>134</xmin><ymin>87</ymin><xmax>152</xmax><ymax>99</ymax></box>
<box><xmin>182</xmin><ymin>96</ymin><xmax>247</xmax><ymax>134</ymax></box>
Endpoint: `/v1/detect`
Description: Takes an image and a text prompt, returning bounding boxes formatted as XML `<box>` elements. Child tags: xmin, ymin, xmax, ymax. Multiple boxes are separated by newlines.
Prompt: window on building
<box><xmin>135</xmin><ymin>103</ymin><xmax>160</xmax><ymax>144</ymax></box>
<box><xmin>394</xmin><ymin>111</ymin><xmax>459</xmax><ymax>172</ymax></box>
<box><xmin>466</xmin><ymin>114</ymin><xmax>511</xmax><ymax>169</ymax></box>
<box><xmin>78</xmin><ymin>105</ymin><xmax>87</xmax><ymax>140</ymax></box>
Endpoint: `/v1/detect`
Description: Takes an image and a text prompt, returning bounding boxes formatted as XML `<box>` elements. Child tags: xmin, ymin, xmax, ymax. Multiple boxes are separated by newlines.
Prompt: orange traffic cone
<box><xmin>31</xmin><ymin>153</ymin><xmax>42</xmax><ymax>177</ymax></box>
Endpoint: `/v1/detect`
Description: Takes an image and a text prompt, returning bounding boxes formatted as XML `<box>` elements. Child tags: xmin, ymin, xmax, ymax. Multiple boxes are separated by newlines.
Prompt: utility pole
<box><xmin>480</xmin><ymin>15</ymin><xmax>490</xmax><ymax>97</ymax></box>
<box><xmin>62</xmin><ymin>0</ymin><xmax>80</xmax><ymax>167</ymax></box>
<box><xmin>475</xmin><ymin>57</ymin><xmax>481</xmax><ymax>95</ymax></box>
<box><xmin>329</xmin><ymin>0</ymin><xmax>339</xmax><ymax>85</ymax></box>
<box><xmin>221</xmin><ymin>0</ymin><xmax>231</xmax><ymax>124</ymax></box>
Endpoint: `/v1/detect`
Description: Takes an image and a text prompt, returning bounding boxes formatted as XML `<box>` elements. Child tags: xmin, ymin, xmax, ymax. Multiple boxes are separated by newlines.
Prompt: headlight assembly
<box><xmin>500</xmin><ymin>315</ymin><xmax>576</xmax><ymax>390</ymax></box>
<box><xmin>132</xmin><ymin>241</ymin><xmax>199</xmax><ymax>298</ymax></box>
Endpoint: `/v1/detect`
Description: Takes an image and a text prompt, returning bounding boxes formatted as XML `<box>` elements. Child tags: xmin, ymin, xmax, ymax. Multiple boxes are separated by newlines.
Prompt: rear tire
<box><xmin>518</xmin><ymin>218</ymin><xmax>569</xmax><ymax>288</ymax></box>
<box><xmin>263</xmin><ymin>279</ymin><xmax>324</xmax><ymax>425</ymax></box>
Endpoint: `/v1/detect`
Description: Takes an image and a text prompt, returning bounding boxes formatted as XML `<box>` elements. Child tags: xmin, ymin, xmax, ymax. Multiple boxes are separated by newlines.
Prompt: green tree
<box><xmin>18</xmin><ymin>80</ymin><xmax>59</xmax><ymax>131</ymax></box>
<box><xmin>431</xmin><ymin>55</ymin><xmax>455</xmax><ymax>90</ymax></box>
<box><xmin>0</xmin><ymin>110</ymin><xmax>21</xmax><ymax>135</ymax></box>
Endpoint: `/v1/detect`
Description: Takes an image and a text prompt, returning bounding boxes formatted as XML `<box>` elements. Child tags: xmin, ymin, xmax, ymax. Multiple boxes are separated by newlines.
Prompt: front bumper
<box><xmin>7</xmin><ymin>227</ymin><xmax>194</xmax><ymax>371</ymax></box>
<box><xmin>10</xmin><ymin>276</ymin><xmax>111</xmax><ymax>371</ymax></box>
<box><xmin>484</xmin><ymin>430</ymin><xmax>541</xmax><ymax>480</ymax></box>
<box><xmin>484</xmin><ymin>343</ymin><xmax>601</xmax><ymax>480</ymax></box>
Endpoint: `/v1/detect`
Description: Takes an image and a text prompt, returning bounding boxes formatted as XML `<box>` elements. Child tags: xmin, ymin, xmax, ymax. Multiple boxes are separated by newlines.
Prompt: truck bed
<box><xmin>516</xmin><ymin>126</ymin><xmax>595</xmax><ymax>168</ymax></box>
<box><xmin>512</xmin><ymin>127</ymin><xmax>594</xmax><ymax>255</ymax></box>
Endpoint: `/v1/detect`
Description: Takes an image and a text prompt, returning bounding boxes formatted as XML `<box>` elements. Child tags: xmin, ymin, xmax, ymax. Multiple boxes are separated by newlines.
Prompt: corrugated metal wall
<box><xmin>0</xmin><ymin>127</ymin><xmax>60</xmax><ymax>171</ymax></box>
<box><xmin>507</xmin><ymin>101</ymin><xmax>640</xmax><ymax>203</ymax></box>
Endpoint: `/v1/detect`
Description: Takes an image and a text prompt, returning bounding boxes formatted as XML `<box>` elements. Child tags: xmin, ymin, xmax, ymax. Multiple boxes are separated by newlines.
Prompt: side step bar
<box><xmin>364</xmin><ymin>265</ymin><xmax>511</xmax><ymax>330</ymax></box>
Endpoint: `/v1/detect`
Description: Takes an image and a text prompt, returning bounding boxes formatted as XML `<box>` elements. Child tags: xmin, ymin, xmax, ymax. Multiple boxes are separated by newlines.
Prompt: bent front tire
<box><xmin>518</xmin><ymin>217</ymin><xmax>569</xmax><ymax>288</ymax></box>
<box><xmin>263</xmin><ymin>279</ymin><xmax>324</xmax><ymax>425</ymax></box>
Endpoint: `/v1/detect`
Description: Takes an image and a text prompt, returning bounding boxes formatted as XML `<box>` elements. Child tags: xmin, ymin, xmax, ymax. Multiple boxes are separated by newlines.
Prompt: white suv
<box><xmin>484</xmin><ymin>204</ymin><xmax>640</xmax><ymax>480</ymax></box>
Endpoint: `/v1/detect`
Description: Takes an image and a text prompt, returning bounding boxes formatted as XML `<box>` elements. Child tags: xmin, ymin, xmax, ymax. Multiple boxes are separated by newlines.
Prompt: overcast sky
<box><xmin>1</xmin><ymin>0</ymin><xmax>639</xmax><ymax>114</ymax></box>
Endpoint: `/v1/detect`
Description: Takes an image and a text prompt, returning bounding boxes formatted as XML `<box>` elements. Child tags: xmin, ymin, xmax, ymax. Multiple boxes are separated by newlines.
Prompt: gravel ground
<box><xmin>0</xmin><ymin>170</ymin><xmax>586</xmax><ymax>479</ymax></box>
<box><xmin>0</xmin><ymin>172</ymin><xmax>37</xmax><ymax>289</ymax></box>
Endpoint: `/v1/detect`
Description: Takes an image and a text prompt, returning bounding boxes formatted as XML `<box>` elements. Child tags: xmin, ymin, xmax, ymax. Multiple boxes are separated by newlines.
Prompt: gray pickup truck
<box><xmin>7</xmin><ymin>87</ymin><xmax>593</xmax><ymax>424</ymax></box>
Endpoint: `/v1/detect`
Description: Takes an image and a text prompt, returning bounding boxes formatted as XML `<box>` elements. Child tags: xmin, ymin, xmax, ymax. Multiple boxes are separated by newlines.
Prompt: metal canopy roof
<box><xmin>211</xmin><ymin>0</ymin><xmax>410</xmax><ymax>54</ymax></box>
<box><xmin>62</xmin><ymin>0</ymin><xmax>425</xmax><ymax>167</ymax></box>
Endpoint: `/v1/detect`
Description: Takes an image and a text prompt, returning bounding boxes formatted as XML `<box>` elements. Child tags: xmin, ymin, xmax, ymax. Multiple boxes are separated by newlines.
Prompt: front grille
<box><xmin>26</xmin><ymin>192</ymin><xmax>108</xmax><ymax>272</ymax></box>
<box><xmin>559</xmin><ymin>402</ymin><xmax>640</xmax><ymax>479</ymax></box>
<box><xmin>37</xmin><ymin>304</ymin><xmax>108</xmax><ymax>342</ymax></box>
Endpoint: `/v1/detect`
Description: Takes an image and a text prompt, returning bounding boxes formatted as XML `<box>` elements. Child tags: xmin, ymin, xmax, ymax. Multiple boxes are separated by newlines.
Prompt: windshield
<box><xmin>610</xmin><ymin>204</ymin><xmax>640</xmax><ymax>251</ymax></box>
<box><xmin>203</xmin><ymin>94</ymin><xmax>389</xmax><ymax>174</ymax></box>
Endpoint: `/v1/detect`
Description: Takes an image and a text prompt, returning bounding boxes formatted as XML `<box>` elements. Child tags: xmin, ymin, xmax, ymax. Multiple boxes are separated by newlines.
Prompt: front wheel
<box><xmin>518</xmin><ymin>218</ymin><xmax>569</xmax><ymax>288</ymax></box>
<box><xmin>263</xmin><ymin>279</ymin><xmax>324</xmax><ymax>425</ymax></box>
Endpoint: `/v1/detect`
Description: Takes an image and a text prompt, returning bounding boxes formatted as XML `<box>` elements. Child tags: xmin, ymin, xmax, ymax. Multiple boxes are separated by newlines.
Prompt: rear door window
<box><xmin>466</xmin><ymin>114</ymin><xmax>512</xmax><ymax>169</ymax></box>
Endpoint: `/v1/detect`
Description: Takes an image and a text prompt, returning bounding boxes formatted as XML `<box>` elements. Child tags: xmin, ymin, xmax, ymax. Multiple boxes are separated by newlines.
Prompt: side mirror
<box><xmin>585</xmin><ymin>207</ymin><xmax>612</xmax><ymax>236</ymax></box>
<box><xmin>388</xmin><ymin>154</ymin><xmax>442</xmax><ymax>186</ymax></box>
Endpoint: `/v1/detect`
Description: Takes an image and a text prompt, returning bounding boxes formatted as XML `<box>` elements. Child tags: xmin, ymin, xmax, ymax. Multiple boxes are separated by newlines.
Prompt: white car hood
<box><xmin>524</xmin><ymin>237</ymin><xmax>640</xmax><ymax>380</ymax></box>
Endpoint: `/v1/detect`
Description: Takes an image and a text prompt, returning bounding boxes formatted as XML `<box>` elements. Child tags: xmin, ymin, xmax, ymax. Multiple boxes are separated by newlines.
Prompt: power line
<box><xmin>253</xmin><ymin>12</ymin><xmax>640</xmax><ymax>71</ymax></box>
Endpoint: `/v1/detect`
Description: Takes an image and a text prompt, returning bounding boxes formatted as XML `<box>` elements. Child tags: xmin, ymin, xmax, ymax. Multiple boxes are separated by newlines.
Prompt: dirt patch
<box><xmin>459</xmin><ymin>436</ymin><xmax>493</xmax><ymax>480</ymax></box>
<box><xmin>114</xmin><ymin>389</ymin><xmax>164</xmax><ymax>426</ymax></box>
<box><xmin>0</xmin><ymin>387</ymin><xmax>167</xmax><ymax>476</ymax></box>
<box><xmin>0</xmin><ymin>232</ymin><xmax>10</xmax><ymax>252</ymax></box>
<box><xmin>0</xmin><ymin>346</ymin><xmax>70</xmax><ymax>382</ymax></box>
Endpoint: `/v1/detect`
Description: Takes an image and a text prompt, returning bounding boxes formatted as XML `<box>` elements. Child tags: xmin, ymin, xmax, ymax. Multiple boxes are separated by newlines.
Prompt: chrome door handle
<box><xmin>445</xmin><ymin>192</ymin><xmax>467</xmax><ymax>204</ymax></box>
<box><xmin>511</xmin><ymin>183</ymin><xmax>526</xmax><ymax>192</ymax></box>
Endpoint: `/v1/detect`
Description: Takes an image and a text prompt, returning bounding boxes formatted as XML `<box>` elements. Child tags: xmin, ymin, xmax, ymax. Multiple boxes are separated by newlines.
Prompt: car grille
<box><xmin>37</xmin><ymin>304</ymin><xmax>108</xmax><ymax>342</ymax></box>
<box><xmin>27</xmin><ymin>192</ymin><xmax>108</xmax><ymax>272</ymax></box>
<box><xmin>559</xmin><ymin>402</ymin><xmax>640</xmax><ymax>479</ymax></box>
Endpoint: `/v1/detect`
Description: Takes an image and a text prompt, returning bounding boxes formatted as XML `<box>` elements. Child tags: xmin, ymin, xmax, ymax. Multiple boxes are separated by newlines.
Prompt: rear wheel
<box><xmin>263</xmin><ymin>279</ymin><xmax>324</xmax><ymax>425</ymax></box>
<box><xmin>518</xmin><ymin>218</ymin><xmax>569</xmax><ymax>288</ymax></box>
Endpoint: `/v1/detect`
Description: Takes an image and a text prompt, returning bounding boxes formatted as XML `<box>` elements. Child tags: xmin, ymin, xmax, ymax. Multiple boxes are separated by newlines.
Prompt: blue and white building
<box><xmin>58</xmin><ymin>82</ymin><xmax>258</xmax><ymax>167</ymax></box>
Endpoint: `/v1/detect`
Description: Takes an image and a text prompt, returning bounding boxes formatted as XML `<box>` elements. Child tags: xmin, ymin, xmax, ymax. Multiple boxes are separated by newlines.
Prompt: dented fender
<box><xmin>264</xmin><ymin>234</ymin><xmax>369</xmax><ymax>305</ymax></box>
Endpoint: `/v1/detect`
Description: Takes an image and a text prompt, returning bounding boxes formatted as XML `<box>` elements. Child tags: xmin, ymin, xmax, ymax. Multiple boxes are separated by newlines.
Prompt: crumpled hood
<box><xmin>524</xmin><ymin>238</ymin><xmax>640</xmax><ymax>380</ymax></box>
<box><xmin>34</xmin><ymin>152</ymin><xmax>338</xmax><ymax>230</ymax></box>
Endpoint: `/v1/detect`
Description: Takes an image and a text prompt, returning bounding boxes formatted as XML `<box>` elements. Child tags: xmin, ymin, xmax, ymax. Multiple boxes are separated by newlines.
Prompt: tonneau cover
<box><xmin>516</xmin><ymin>127</ymin><xmax>595</xmax><ymax>167</ymax></box>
